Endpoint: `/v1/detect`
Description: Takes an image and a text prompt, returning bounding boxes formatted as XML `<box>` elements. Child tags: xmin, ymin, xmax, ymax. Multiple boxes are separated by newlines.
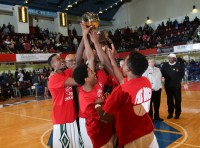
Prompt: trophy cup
<box><xmin>82</xmin><ymin>12</ymin><xmax>100</xmax><ymax>29</ymax></box>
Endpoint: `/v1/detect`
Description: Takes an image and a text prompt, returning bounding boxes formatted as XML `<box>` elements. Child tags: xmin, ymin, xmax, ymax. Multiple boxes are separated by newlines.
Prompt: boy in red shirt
<box><xmin>95</xmin><ymin>51</ymin><xmax>159</xmax><ymax>148</ymax></box>
<box><xmin>73</xmin><ymin>64</ymin><xmax>113</xmax><ymax>148</ymax></box>
<box><xmin>72</xmin><ymin>23</ymin><xmax>114</xmax><ymax>148</ymax></box>
<box><xmin>48</xmin><ymin>54</ymin><xmax>82</xmax><ymax>148</ymax></box>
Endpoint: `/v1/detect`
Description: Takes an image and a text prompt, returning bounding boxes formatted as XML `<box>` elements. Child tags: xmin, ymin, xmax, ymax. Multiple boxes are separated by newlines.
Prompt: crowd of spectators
<box><xmin>1</xmin><ymin>16</ymin><xmax>200</xmax><ymax>54</ymax></box>
<box><xmin>108</xmin><ymin>16</ymin><xmax>200</xmax><ymax>52</ymax></box>
<box><xmin>0</xmin><ymin>24</ymin><xmax>81</xmax><ymax>54</ymax></box>
<box><xmin>185</xmin><ymin>59</ymin><xmax>200</xmax><ymax>81</ymax></box>
<box><xmin>0</xmin><ymin>67</ymin><xmax>51</xmax><ymax>100</ymax></box>
<box><xmin>0</xmin><ymin>23</ymin><xmax>14</xmax><ymax>36</ymax></box>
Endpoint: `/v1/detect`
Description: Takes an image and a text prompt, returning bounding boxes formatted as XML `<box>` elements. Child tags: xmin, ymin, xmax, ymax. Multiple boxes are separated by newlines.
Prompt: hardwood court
<box><xmin>0</xmin><ymin>82</ymin><xmax>200</xmax><ymax>148</ymax></box>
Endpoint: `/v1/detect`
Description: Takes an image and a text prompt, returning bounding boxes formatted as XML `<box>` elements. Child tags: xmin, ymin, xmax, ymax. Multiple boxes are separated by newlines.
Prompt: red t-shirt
<box><xmin>105</xmin><ymin>75</ymin><xmax>119</xmax><ymax>88</ymax></box>
<box><xmin>79</xmin><ymin>84</ymin><xmax>113</xmax><ymax>148</ymax></box>
<box><xmin>96</xmin><ymin>68</ymin><xmax>108</xmax><ymax>88</ymax></box>
<box><xmin>103</xmin><ymin>76</ymin><xmax>153</xmax><ymax>146</ymax></box>
<box><xmin>48</xmin><ymin>70</ymin><xmax>76</xmax><ymax>124</ymax></box>
<box><xmin>78</xmin><ymin>69</ymin><xmax>108</xmax><ymax>118</ymax></box>
<box><xmin>78</xmin><ymin>86</ymin><xmax>86</xmax><ymax>118</ymax></box>
<box><xmin>64</xmin><ymin>68</ymin><xmax>73</xmax><ymax>77</ymax></box>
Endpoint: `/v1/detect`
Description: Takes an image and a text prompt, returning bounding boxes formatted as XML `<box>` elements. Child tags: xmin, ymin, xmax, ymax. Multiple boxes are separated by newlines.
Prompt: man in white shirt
<box><xmin>73</xmin><ymin>37</ymin><xmax>78</xmax><ymax>50</ymax></box>
<box><xmin>143</xmin><ymin>59</ymin><xmax>163</xmax><ymax>121</ymax></box>
<box><xmin>17</xmin><ymin>70</ymin><xmax>24</xmax><ymax>82</ymax></box>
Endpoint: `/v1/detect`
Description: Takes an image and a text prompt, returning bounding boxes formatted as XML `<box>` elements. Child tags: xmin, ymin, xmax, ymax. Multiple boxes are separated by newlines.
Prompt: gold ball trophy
<box><xmin>82</xmin><ymin>12</ymin><xmax>100</xmax><ymax>29</ymax></box>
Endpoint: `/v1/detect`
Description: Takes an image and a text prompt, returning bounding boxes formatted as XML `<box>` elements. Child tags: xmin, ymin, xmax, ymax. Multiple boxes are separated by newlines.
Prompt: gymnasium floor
<box><xmin>0</xmin><ymin>82</ymin><xmax>200</xmax><ymax>148</ymax></box>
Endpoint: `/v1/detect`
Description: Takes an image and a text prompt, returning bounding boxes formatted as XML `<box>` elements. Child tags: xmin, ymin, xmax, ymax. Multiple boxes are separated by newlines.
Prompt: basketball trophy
<box><xmin>82</xmin><ymin>12</ymin><xmax>100</xmax><ymax>29</ymax></box>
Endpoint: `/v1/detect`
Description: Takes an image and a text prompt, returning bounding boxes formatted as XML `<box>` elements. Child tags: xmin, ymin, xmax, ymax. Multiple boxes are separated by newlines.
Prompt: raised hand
<box><xmin>95</xmin><ymin>95</ymin><xmax>105</xmax><ymax>105</ymax></box>
<box><xmin>80</xmin><ymin>22</ymin><xmax>92</xmax><ymax>37</ymax></box>
<box><xmin>89</xmin><ymin>29</ymin><xmax>99</xmax><ymax>43</ymax></box>
<box><xmin>107</xmin><ymin>43</ymin><xmax>116</xmax><ymax>60</ymax></box>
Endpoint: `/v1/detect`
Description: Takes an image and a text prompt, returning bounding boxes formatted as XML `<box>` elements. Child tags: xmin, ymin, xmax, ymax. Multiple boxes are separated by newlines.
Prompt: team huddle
<box><xmin>47</xmin><ymin>22</ymin><xmax>159</xmax><ymax>148</ymax></box>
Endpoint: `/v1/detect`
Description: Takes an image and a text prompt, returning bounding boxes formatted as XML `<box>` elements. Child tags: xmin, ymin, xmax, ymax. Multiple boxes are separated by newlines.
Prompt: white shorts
<box><xmin>79</xmin><ymin>117</ymin><xmax>93</xmax><ymax>148</ymax></box>
<box><xmin>124</xmin><ymin>132</ymin><xmax>159</xmax><ymax>148</ymax></box>
<box><xmin>150</xmin><ymin>134</ymin><xmax>159</xmax><ymax>148</ymax></box>
<box><xmin>53</xmin><ymin>120</ymin><xmax>83</xmax><ymax>148</ymax></box>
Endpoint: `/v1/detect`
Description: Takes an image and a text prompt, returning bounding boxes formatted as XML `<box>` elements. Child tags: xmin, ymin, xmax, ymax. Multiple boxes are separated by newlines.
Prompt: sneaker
<box><xmin>167</xmin><ymin>115</ymin><xmax>173</xmax><ymax>119</ymax></box>
<box><xmin>174</xmin><ymin>115</ymin><xmax>180</xmax><ymax>119</ymax></box>
<box><xmin>154</xmin><ymin>117</ymin><xmax>164</xmax><ymax>121</ymax></box>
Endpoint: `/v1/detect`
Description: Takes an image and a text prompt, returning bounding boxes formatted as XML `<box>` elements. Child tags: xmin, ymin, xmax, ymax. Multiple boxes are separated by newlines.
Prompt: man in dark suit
<box><xmin>161</xmin><ymin>53</ymin><xmax>185</xmax><ymax>119</ymax></box>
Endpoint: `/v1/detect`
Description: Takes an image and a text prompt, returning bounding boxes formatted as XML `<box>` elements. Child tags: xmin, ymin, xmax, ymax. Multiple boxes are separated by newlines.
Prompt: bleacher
<box><xmin>109</xmin><ymin>16</ymin><xmax>200</xmax><ymax>53</ymax></box>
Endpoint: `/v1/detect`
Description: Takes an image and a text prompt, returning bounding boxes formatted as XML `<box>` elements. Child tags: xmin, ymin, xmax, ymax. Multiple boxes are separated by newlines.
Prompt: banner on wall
<box><xmin>115</xmin><ymin>48</ymin><xmax>158</xmax><ymax>58</ymax></box>
<box><xmin>173</xmin><ymin>43</ymin><xmax>200</xmax><ymax>53</ymax></box>
<box><xmin>0</xmin><ymin>54</ymin><xmax>16</xmax><ymax>62</ymax></box>
<box><xmin>28</xmin><ymin>8</ymin><xmax>57</xmax><ymax>18</ymax></box>
<box><xmin>0</xmin><ymin>53</ymin><xmax>67</xmax><ymax>62</ymax></box>
<box><xmin>16</xmin><ymin>54</ymin><xmax>53</xmax><ymax>62</ymax></box>
<box><xmin>115</xmin><ymin>52</ymin><xmax>130</xmax><ymax>59</ymax></box>
<box><xmin>138</xmin><ymin>48</ymin><xmax>158</xmax><ymax>55</ymax></box>
<box><xmin>157</xmin><ymin>47</ymin><xmax>174</xmax><ymax>54</ymax></box>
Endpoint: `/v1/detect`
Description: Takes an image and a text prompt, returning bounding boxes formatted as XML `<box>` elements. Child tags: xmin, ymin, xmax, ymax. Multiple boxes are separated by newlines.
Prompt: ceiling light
<box><xmin>68</xmin><ymin>4</ymin><xmax>72</xmax><ymax>8</ymax></box>
<box><xmin>110</xmin><ymin>6</ymin><xmax>112</xmax><ymax>8</ymax></box>
<box><xmin>68</xmin><ymin>1</ymin><xmax>72</xmax><ymax>8</ymax></box>
<box><xmin>99</xmin><ymin>8</ymin><xmax>103</xmax><ymax>14</ymax></box>
<box><xmin>75</xmin><ymin>2</ymin><xmax>77</xmax><ymax>4</ymax></box>
<box><xmin>192</xmin><ymin>5</ymin><xmax>198</xmax><ymax>13</ymax></box>
<box><xmin>146</xmin><ymin>17</ymin><xmax>152</xmax><ymax>24</ymax></box>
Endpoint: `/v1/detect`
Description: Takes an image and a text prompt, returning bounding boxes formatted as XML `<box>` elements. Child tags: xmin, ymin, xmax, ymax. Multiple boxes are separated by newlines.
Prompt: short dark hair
<box><xmin>48</xmin><ymin>54</ymin><xmax>57</xmax><ymax>67</ymax></box>
<box><xmin>127</xmin><ymin>51</ymin><xmax>148</xmax><ymax>76</ymax></box>
<box><xmin>73</xmin><ymin>64</ymin><xmax>88</xmax><ymax>85</ymax></box>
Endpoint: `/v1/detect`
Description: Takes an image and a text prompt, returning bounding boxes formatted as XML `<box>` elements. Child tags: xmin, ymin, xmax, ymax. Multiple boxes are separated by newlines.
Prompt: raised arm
<box><xmin>64</xmin><ymin>77</ymin><xmax>78</xmax><ymax>87</ymax></box>
<box><xmin>89</xmin><ymin>31</ymin><xmax>114</xmax><ymax>76</ymax></box>
<box><xmin>76</xmin><ymin>37</ymin><xmax>84</xmax><ymax>66</ymax></box>
<box><xmin>108</xmin><ymin>45</ymin><xmax>124</xmax><ymax>84</ymax></box>
<box><xmin>81</xmin><ymin>23</ymin><xmax>95</xmax><ymax>71</ymax></box>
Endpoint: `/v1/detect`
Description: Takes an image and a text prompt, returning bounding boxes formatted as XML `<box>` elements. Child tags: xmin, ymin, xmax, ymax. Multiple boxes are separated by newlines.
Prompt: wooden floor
<box><xmin>0</xmin><ymin>82</ymin><xmax>200</xmax><ymax>148</ymax></box>
<box><xmin>159</xmin><ymin>82</ymin><xmax>200</xmax><ymax>148</ymax></box>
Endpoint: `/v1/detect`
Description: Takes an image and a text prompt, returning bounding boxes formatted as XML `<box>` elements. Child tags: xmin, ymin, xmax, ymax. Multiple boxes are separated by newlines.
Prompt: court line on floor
<box><xmin>41</xmin><ymin>128</ymin><xmax>53</xmax><ymax>148</ymax></box>
<box><xmin>173</xmin><ymin>141</ymin><xmax>200</xmax><ymax>148</ymax></box>
<box><xmin>154</xmin><ymin>129</ymin><xmax>182</xmax><ymax>135</ymax></box>
<box><xmin>165</xmin><ymin>120</ymin><xmax>188</xmax><ymax>148</ymax></box>
<box><xmin>1</xmin><ymin>111</ymin><xmax>51</xmax><ymax>122</ymax></box>
<box><xmin>0</xmin><ymin>111</ymin><xmax>52</xmax><ymax>147</ymax></box>
<box><xmin>1</xmin><ymin>111</ymin><xmax>191</xmax><ymax>147</ymax></box>
<box><xmin>40</xmin><ymin>121</ymin><xmax>189</xmax><ymax>148</ymax></box>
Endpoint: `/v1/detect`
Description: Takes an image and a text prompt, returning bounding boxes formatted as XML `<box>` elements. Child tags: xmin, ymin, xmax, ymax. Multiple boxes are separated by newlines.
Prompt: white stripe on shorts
<box><xmin>79</xmin><ymin>117</ymin><xmax>93</xmax><ymax>148</ymax></box>
<box><xmin>150</xmin><ymin>134</ymin><xmax>159</xmax><ymax>148</ymax></box>
<box><xmin>53</xmin><ymin>120</ymin><xmax>80</xmax><ymax>148</ymax></box>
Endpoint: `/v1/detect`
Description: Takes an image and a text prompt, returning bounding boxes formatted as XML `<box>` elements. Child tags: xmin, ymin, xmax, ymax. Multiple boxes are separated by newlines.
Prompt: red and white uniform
<box><xmin>48</xmin><ymin>70</ymin><xmax>76</xmax><ymax>124</ymax></box>
<box><xmin>78</xmin><ymin>69</ymin><xmax>108</xmax><ymax>119</ymax></box>
<box><xmin>79</xmin><ymin>84</ymin><xmax>113</xmax><ymax>148</ymax></box>
<box><xmin>48</xmin><ymin>69</ymin><xmax>80</xmax><ymax>148</ymax></box>
<box><xmin>103</xmin><ymin>76</ymin><xmax>154</xmax><ymax>146</ymax></box>
<box><xmin>78</xmin><ymin>69</ymin><xmax>113</xmax><ymax>148</ymax></box>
